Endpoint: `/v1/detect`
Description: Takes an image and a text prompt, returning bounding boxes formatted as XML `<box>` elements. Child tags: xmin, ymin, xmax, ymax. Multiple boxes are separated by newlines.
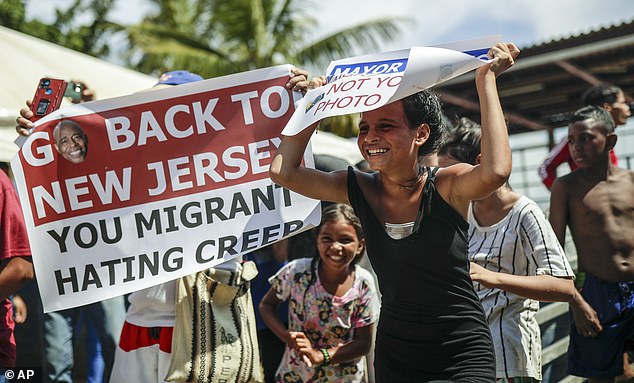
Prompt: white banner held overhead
<box><xmin>282</xmin><ymin>35</ymin><xmax>501</xmax><ymax>136</ymax></box>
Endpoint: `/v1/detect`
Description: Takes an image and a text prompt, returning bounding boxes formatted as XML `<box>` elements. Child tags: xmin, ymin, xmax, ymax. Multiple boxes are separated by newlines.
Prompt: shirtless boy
<box><xmin>549</xmin><ymin>105</ymin><xmax>634</xmax><ymax>382</ymax></box>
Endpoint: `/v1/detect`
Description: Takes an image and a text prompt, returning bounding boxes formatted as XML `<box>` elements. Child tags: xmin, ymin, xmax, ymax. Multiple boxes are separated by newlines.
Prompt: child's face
<box><xmin>316</xmin><ymin>219</ymin><xmax>363</xmax><ymax>272</ymax></box>
<box><xmin>568</xmin><ymin>119</ymin><xmax>613</xmax><ymax>168</ymax></box>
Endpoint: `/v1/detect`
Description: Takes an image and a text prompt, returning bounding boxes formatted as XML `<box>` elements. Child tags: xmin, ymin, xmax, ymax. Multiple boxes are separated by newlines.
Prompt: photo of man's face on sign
<box><xmin>53</xmin><ymin>120</ymin><xmax>88</xmax><ymax>164</ymax></box>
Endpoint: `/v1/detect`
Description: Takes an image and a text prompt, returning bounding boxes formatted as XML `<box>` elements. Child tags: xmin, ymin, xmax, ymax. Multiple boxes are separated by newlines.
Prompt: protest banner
<box><xmin>282</xmin><ymin>35</ymin><xmax>501</xmax><ymax>136</ymax></box>
<box><xmin>11</xmin><ymin>65</ymin><xmax>321</xmax><ymax>312</ymax></box>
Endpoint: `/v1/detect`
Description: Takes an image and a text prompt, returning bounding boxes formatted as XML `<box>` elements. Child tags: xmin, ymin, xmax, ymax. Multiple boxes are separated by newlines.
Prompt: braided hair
<box><xmin>438</xmin><ymin>117</ymin><xmax>482</xmax><ymax>165</ymax></box>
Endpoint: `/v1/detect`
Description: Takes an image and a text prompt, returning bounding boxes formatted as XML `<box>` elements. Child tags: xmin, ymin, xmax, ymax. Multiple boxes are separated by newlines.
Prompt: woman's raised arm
<box><xmin>440</xmin><ymin>42</ymin><xmax>520</xmax><ymax>212</ymax></box>
<box><xmin>270</xmin><ymin>122</ymin><xmax>349</xmax><ymax>203</ymax></box>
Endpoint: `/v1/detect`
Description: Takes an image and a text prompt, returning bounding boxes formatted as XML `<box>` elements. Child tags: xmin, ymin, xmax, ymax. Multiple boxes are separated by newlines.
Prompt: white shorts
<box><xmin>109</xmin><ymin>322</ymin><xmax>173</xmax><ymax>383</ymax></box>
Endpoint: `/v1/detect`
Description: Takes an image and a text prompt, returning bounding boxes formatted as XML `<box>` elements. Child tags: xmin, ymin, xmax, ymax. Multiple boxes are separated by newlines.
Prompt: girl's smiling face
<box><xmin>316</xmin><ymin>219</ymin><xmax>364</xmax><ymax>272</ymax></box>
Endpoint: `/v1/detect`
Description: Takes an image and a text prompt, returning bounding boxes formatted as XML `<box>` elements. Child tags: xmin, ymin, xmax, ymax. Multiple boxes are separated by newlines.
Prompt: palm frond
<box><xmin>296</xmin><ymin>17</ymin><xmax>412</xmax><ymax>70</ymax></box>
<box><xmin>319</xmin><ymin>114</ymin><xmax>360</xmax><ymax>138</ymax></box>
<box><xmin>127</xmin><ymin>23</ymin><xmax>231</xmax><ymax>61</ymax></box>
<box><xmin>122</xmin><ymin>0</ymin><xmax>410</xmax><ymax>83</ymax></box>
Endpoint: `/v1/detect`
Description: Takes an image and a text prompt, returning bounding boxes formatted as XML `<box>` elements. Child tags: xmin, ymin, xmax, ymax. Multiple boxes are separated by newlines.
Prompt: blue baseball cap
<box><xmin>155</xmin><ymin>70</ymin><xmax>204</xmax><ymax>86</ymax></box>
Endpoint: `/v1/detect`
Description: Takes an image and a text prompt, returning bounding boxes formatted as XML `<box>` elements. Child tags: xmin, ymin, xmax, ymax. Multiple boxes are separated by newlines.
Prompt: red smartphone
<box><xmin>29</xmin><ymin>77</ymin><xmax>68</xmax><ymax>122</ymax></box>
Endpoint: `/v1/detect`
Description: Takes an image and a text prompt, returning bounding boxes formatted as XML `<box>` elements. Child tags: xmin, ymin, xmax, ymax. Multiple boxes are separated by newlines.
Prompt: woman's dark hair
<box><xmin>438</xmin><ymin>117</ymin><xmax>482</xmax><ymax>165</ymax></box>
<box><xmin>402</xmin><ymin>89</ymin><xmax>444</xmax><ymax>157</ymax></box>
<box><xmin>581</xmin><ymin>84</ymin><xmax>623</xmax><ymax>107</ymax></box>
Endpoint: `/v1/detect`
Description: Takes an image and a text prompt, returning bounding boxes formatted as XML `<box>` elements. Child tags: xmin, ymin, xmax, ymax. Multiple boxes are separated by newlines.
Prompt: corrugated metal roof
<box><xmin>436</xmin><ymin>18</ymin><xmax>634</xmax><ymax>139</ymax></box>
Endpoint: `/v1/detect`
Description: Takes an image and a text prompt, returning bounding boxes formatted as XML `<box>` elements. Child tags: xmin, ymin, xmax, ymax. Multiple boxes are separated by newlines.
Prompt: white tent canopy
<box><xmin>0</xmin><ymin>25</ymin><xmax>156</xmax><ymax>162</ymax></box>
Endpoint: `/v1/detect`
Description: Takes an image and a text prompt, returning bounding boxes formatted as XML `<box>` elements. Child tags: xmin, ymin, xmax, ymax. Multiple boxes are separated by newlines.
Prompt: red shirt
<box><xmin>0</xmin><ymin>171</ymin><xmax>31</xmax><ymax>367</ymax></box>
<box><xmin>538</xmin><ymin>137</ymin><xmax>619</xmax><ymax>189</ymax></box>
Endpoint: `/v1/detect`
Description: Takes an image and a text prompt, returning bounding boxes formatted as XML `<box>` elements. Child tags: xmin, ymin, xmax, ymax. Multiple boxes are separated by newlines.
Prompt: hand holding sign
<box><xmin>476</xmin><ymin>42</ymin><xmax>520</xmax><ymax>78</ymax></box>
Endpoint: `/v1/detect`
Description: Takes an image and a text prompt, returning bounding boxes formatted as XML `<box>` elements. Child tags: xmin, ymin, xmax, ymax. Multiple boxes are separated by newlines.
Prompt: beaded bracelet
<box><xmin>320</xmin><ymin>348</ymin><xmax>331</xmax><ymax>365</ymax></box>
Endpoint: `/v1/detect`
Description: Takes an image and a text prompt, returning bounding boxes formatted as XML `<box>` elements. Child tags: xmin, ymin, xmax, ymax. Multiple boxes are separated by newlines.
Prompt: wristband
<box><xmin>320</xmin><ymin>348</ymin><xmax>331</xmax><ymax>365</ymax></box>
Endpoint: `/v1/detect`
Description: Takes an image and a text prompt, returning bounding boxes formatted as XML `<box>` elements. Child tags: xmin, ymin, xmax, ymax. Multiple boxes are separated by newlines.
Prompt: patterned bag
<box><xmin>165</xmin><ymin>261</ymin><xmax>264</xmax><ymax>383</ymax></box>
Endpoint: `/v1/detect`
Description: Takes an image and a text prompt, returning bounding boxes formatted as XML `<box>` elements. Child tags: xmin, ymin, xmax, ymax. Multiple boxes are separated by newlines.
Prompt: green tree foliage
<box><xmin>0</xmin><ymin>0</ymin><xmax>123</xmax><ymax>58</ymax></box>
<box><xmin>126</xmin><ymin>0</ymin><xmax>409</xmax><ymax>77</ymax></box>
<box><xmin>125</xmin><ymin>0</ymin><xmax>410</xmax><ymax>136</ymax></box>
<box><xmin>0</xmin><ymin>0</ymin><xmax>59</xmax><ymax>41</ymax></box>
<box><xmin>0</xmin><ymin>0</ymin><xmax>26</xmax><ymax>29</ymax></box>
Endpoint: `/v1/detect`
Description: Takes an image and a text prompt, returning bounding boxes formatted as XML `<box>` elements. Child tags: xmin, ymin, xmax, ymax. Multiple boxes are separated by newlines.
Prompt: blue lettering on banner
<box><xmin>462</xmin><ymin>48</ymin><xmax>490</xmax><ymax>60</ymax></box>
<box><xmin>327</xmin><ymin>58</ymin><xmax>408</xmax><ymax>81</ymax></box>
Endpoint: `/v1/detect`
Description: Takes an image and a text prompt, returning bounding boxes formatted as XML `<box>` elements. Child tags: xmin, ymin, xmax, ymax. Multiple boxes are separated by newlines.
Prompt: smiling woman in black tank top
<box><xmin>270</xmin><ymin>42</ymin><xmax>520</xmax><ymax>382</ymax></box>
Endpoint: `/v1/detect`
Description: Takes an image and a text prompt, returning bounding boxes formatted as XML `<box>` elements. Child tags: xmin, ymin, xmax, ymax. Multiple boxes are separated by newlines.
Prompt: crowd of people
<box><xmin>1</xmin><ymin>40</ymin><xmax>633</xmax><ymax>383</ymax></box>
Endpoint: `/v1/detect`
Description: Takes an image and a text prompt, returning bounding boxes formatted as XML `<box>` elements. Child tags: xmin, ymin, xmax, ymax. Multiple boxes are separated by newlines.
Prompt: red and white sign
<box><xmin>11</xmin><ymin>65</ymin><xmax>321</xmax><ymax>312</ymax></box>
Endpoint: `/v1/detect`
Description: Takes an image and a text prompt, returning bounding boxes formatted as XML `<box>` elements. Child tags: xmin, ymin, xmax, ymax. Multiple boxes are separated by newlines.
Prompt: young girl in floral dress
<box><xmin>259</xmin><ymin>203</ymin><xmax>380</xmax><ymax>383</ymax></box>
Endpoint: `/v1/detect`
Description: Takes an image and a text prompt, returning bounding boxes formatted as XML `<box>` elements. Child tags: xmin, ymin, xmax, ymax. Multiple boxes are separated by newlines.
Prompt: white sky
<box><xmin>27</xmin><ymin>0</ymin><xmax>634</xmax><ymax>50</ymax></box>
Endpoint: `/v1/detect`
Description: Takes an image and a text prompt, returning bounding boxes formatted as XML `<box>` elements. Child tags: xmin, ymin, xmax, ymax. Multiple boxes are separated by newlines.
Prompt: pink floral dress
<box><xmin>268</xmin><ymin>258</ymin><xmax>380</xmax><ymax>383</ymax></box>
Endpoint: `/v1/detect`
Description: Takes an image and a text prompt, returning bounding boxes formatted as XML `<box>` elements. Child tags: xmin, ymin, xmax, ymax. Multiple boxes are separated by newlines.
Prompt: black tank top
<box><xmin>347</xmin><ymin>167</ymin><xmax>494</xmax><ymax>382</ymax></box>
